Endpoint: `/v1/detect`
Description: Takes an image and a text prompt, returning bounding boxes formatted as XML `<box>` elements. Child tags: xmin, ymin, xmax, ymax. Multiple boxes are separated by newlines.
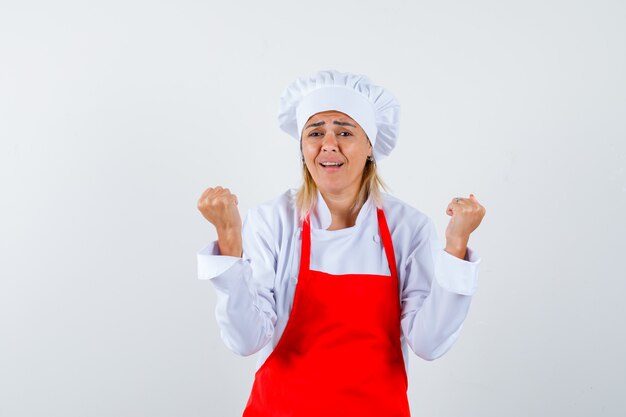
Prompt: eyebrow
<box><xmin>305</xmin><ymin>120</ymin><xmax>357</xmax><ymax>130</ymax></box>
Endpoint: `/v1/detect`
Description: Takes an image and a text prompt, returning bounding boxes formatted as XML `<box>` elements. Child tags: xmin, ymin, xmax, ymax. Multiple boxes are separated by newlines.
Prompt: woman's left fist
<box><xmin>445</xmin><ymin>193</ymin><xmax>486</xmax><ymax>243</ymax></box>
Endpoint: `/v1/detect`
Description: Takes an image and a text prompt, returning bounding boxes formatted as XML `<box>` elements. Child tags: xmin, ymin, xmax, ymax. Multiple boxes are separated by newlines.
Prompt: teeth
<box><xmin>321</xmin><ymin>162</ymin><xmax>342</xmax><ymax>166</ymax></box>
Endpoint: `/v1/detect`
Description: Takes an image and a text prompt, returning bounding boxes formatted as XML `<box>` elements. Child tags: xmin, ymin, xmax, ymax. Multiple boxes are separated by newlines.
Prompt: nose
<box><xmin>321</xmin><ymin>133</ymin><xmax>339</xmax><ymax>152</ymax></box>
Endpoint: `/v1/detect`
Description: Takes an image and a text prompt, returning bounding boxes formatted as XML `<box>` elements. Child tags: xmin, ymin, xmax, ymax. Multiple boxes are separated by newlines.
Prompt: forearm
<box><xmin>211</xmin><ymin>261</ymin><xmax>276</xmax><ymax>356</ymax></box>
<box><xmin>402</xmin><ymin>281</ymin><xmax>473</xmax><ymax>360</ymax></box>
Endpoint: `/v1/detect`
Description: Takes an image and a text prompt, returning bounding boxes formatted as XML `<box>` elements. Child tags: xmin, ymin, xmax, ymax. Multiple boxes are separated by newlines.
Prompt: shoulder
<box><xmin>380</xmin><ymin>192</ymin><xmax>431</xmax><ymax>229</ymax></box>
<box><xmin>244</xmin><ymin>188</ymin><xmax>298</xmax><ymax>232</ymax></box>
<box><xmin>379</xmin><ymin>192</ymin><xmax>436</xmax><ymax>245</ymax></box>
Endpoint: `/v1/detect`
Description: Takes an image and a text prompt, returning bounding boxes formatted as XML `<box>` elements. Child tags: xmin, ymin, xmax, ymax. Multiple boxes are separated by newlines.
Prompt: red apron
<box><xmin>242</xmin><ymin>208</ymin><xmax>410</xmax><ymax>417</ymax></box>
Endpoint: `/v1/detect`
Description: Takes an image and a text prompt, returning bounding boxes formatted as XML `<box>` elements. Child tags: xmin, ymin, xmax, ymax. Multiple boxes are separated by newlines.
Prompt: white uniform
<box><xmin>197</xmin><ymin>189</ymin><xmax>481</xmax><ymax>375</ymax></box>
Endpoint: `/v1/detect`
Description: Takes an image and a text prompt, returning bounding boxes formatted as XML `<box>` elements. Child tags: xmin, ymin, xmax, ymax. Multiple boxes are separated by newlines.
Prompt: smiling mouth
<box><xmin>320</xmin><ymin>162</ymin><xmax>344</xmax><ymax>167</ymax></box>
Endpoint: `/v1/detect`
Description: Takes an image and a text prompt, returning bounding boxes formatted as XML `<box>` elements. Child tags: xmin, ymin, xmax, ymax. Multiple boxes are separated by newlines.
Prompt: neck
<box><xmin>319</xmin><ymin>188</ymin><xmax>362</xmax><ymax>230</ymax></box>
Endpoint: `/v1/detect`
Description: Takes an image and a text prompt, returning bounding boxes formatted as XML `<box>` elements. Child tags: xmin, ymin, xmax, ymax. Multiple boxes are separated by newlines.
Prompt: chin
<box><xmin>315</xmin><ymin>183</ymin><xmax>347</xmax><ymax>195</ymax></box>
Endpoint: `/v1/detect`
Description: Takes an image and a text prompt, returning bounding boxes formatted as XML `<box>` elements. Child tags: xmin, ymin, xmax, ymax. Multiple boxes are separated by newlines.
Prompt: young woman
<box><xmin>197</xmin><ymin>69</ymin><xmax>486</xmax><ymax>417</ymax></box>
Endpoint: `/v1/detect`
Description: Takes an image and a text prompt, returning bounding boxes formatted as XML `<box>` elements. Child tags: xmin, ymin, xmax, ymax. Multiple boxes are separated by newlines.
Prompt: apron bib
<box><xmin>242</xmin><ymin>208</ymin><xmax>410</xmax><ymax>417</ymax></box>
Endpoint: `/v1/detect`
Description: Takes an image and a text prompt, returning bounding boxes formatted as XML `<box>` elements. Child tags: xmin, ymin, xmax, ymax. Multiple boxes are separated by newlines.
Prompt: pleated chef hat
<box><xmin>277</xmin><ymin>69</ymin><xmax>400</xmax><ymax>161</ymax></box>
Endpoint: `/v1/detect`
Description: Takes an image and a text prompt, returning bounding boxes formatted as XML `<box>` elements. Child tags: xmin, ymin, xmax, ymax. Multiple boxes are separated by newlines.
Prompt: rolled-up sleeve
<box><xmin>400</xmin><ymin>217</ymin><xmax>481</xmax><ymax>361</ymax></box>
<box><xmin>197</xmin><ymin>241</ymin><xmax>241</xmax><ymax>280</ymax></box>
<box><xmin>196</xmin><ymin>209</ymin><xmax>278</xmax><ymax>356</ymax></box>
<box><xmin>434</xmin><ymin>244</ymin><xmax>481</xmax><ymax>296</ymax></box>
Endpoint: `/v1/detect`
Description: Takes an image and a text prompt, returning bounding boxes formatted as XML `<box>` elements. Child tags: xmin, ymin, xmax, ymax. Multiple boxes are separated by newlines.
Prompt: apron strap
<box><xmin>376</xmin><ymin>208</ymin><xmax>398</xmax><ymax>278</ymax></box>
<box><xmin>299</xmin><ymin>215</ymin><xmax>311</xmax><ymax>275</ymax></box>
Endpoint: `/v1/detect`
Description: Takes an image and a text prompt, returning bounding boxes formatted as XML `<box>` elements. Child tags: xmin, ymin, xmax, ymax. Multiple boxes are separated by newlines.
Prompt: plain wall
<box><xmin>1</xmin><ymin>0</ymin><xmax>625</xmax><ymax>416</ymax></box>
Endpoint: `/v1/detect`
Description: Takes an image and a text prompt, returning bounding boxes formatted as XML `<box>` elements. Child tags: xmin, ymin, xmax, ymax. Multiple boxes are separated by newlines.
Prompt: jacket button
<box><xmin>373</xmin><ymin>234</ymin><xmax>380</xmax><ymax>243</ymax></box>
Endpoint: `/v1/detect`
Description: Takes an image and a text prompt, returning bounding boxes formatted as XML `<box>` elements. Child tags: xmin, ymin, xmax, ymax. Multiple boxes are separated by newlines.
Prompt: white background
<box><xmin>1</xmin><ymin>0</ymin><xmax>625</xmax><ymax>416</ymax></box>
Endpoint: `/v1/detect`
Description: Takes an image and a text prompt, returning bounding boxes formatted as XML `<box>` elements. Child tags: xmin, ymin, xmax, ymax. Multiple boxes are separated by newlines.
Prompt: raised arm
<box><xmin>400</xmin><ymin>217</ymin><xmax>481</xmax><ymax>360</ymax></box>
<box><xmin>197</xmin><ymin>186</ymin><xmax>277</xmax><ymax>356</ymax></box>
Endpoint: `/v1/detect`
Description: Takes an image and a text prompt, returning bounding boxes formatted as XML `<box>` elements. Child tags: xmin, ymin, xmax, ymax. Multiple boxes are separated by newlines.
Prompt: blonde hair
<box><xmin>295</xmin><ymin>155</ymin><xmax>388</xmax><ymax>221</ymax></box>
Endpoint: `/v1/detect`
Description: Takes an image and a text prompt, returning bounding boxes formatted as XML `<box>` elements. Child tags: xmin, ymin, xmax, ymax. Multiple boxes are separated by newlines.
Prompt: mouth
<box><xmin>320</xmin><ymin>162</ymin><xmax>343</xmax><ymax>169</ymax></box>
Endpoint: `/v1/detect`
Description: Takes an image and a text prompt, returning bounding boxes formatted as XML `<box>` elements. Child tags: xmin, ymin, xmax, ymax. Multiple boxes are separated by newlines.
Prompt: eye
<box><xmin>308</xmin><ymin>132</ymin><xmax>322</xmax><ymax>137</ymax></box>
<box><xmin>339</xmin><ymin>131</ymin><xmax>353</xmax><ymax>137</ymax></box>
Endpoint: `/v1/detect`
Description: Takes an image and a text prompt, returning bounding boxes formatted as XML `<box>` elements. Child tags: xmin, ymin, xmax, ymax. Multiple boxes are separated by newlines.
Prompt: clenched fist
<box><xmin>197</xmin><ymin>186</ymin><xmax>243</xmax><ymax>257</ymax></box>
<box><xmin>444</xmin><ymin>193</ymin><xmax>486</xmax><ymax>259</ymax></box>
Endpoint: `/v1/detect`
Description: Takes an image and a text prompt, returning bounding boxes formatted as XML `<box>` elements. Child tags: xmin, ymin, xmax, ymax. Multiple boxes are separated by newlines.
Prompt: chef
<box><xmin>197</xmin><ymin>69</ymin><xmax>486</xmax><ymax>417</ymax></box>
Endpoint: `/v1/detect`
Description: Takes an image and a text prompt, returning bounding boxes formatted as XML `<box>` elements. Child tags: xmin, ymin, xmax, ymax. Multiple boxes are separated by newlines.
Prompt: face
<box><xmin>300</xmin><ymin>110</ymin><xmax>372</xmax><ymax>197</ymax></box>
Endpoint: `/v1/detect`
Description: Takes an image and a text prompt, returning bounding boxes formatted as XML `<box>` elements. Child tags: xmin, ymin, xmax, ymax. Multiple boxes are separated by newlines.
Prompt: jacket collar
<box><xmin>310</xmin><ymin>190</ymin><xmax>373</xmax><ymax>230</ymax></box>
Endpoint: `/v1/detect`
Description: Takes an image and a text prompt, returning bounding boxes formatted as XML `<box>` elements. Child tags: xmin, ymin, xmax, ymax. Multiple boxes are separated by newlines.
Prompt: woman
<box><xmin>197</xmin><ymin>70</ymin><xmax>486</xmax><ymax>417</ymax></box>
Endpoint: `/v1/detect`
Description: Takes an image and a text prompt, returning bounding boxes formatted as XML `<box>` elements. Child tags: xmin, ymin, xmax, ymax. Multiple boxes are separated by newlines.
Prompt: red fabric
<box><xmin>242</xmin><ymin>208</ymin><xmax>410</xmax><ymax>417</ymax></box>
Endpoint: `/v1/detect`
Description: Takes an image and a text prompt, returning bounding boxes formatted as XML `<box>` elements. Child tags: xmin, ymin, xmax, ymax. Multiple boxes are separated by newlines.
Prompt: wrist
<box><xmin>216</xmin><ymin>226</ymin><xmax>241</xmax><ymax>239</ymax></box>
<box><xmin>216</xmin><ymin>228</ymin><xmax>242</xmax><ymax>257</ymax></box>
<box><xmin>444</xmin><ymin>245</ymin><xmax>467</xmax><ymax>260</ymax></box>
<box><xmin>445</xmin><ymin>237</ymin><xmax>468</xmax><ymax>260</ymax></box>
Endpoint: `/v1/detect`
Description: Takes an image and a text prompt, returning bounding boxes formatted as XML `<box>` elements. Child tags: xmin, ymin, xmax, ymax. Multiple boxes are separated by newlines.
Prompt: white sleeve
<box><xmin>400</xmin><ymin>217</ymin><xmax>481</xmax><ymax>361</ymax></box>
<box><xmin>196</xmin><ymin>208</ymin><xmax>278</xmax><ymax>356</ymax></box>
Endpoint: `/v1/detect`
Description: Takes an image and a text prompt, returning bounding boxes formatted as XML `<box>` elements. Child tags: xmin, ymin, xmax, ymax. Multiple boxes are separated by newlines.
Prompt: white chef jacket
<box><xmin>197</xmin><ymin>188</ymin><xmax>481</xmax><ymax>375</ymax></box>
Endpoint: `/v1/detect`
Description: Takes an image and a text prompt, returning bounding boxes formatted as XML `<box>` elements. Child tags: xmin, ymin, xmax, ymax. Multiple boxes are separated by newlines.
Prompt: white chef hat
<box><xmin>277</xmin><ymin>69</ymin><xmax>400</xmax><ymax>161</ymax></box>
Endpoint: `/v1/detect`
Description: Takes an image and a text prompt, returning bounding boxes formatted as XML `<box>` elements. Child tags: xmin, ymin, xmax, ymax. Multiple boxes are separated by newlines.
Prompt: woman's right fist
<box><xmin>197</xmin><ymin>186</ymin><xmax>242</xmax><ymax>233</ymax></box>
<box><xmin>197</xmin><ymin>186</ymin><xmax>243</xmax><ymax>257</ymax></box>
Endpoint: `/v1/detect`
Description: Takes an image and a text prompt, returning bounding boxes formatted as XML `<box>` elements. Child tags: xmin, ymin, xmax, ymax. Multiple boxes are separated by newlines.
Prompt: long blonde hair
<box><xmin>295</xmin><ymin>154</ymin><xmax>388</xmax><ymax>221</ymax></box>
